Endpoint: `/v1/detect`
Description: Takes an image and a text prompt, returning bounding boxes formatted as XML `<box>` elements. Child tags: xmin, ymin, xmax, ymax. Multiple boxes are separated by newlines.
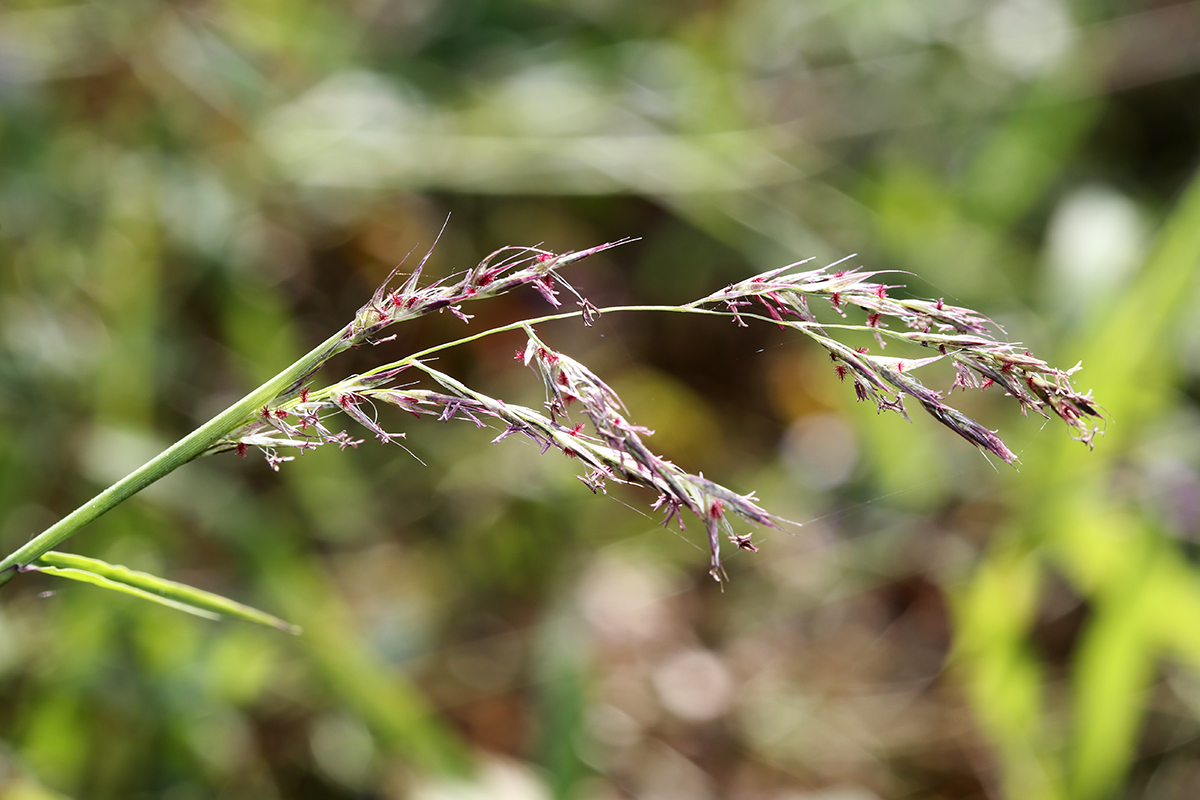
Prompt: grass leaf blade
<box><xmin>31</xmin><ymin>551</ymin><xmax>301</xmax><ymax>634</ymax></box>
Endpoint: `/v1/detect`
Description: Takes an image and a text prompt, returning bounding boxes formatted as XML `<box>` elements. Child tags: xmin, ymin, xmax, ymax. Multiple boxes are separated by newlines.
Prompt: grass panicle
<box><xmin>0</xmin><ymin>240</ymin><xmax>1104</xmax><ymax>621</ymax></box>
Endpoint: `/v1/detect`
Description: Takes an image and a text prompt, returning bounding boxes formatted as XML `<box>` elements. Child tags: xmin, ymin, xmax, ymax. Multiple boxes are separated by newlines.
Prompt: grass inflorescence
<box><xmin>0</xmin><ymin>238</ymin><xmax>1104</xmax><ymax>623</ymax></box>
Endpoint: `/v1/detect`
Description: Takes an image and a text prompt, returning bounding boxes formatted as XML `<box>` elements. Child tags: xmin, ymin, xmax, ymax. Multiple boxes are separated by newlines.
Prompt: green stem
<box><xmin>0</xmin><ymin>325</ymin><xmax>353</xmax><ymax>587</ymax></box>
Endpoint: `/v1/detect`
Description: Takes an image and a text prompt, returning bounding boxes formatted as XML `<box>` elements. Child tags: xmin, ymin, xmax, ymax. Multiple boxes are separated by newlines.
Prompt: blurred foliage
<box><xmin>2</xmin><ymin>0</ymin><xmax>1200</xmax><ymax>798</ymax></box>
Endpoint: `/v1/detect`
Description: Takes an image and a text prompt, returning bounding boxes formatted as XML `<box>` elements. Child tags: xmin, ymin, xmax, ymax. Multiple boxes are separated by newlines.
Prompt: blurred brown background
<box><xmin>2</xmin><ymin>1</ymin><xmax>1200</xmax><ymax>798</ymax></box>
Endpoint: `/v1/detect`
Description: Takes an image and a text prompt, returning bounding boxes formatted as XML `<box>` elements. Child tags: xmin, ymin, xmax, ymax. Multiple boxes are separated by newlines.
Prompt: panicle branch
<box><xmin>346</xmin><ymin>238</ymin><xmax>635</xmax><ymax>347</ymax></box>
<box><xmin>693</xmin><ymin>258</ymin><xmax>1105</xmax><ymax>461</ymax></box>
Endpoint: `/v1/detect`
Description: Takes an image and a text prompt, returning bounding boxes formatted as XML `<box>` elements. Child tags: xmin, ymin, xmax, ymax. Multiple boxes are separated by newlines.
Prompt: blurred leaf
<box><xmin>961</xmin><ymin>80</ymin><xmax>1102</xmax><ymax>226</ymax></box>
<box><xmin>258</xmin><ymin>544</ymin><xmax>474</xmax><ymax>776</ymax></box>
<box><xmin>17</xmin><ymin>693</ymin><xmax>89</xmax><ymax>795</ymax></box>
<box><xmin>998</xmin><ymin>167</ymin><xmax>1200</xmax><ymax>799</ymax></box>
<box><xmin>1067</xmin><ymin>525</ymin><xmax>1159</xmax><ymax>800</ymax></box>
<box><xmin>1070</xmin><ymin>166</ymin><xmax>1200</xmax><ymax>443</ymax></box>
<box><xmin>535</xmin><ymin>604</ymin><xmax>591</xmax><ymax>800</ymax></box>
<box><xmin>952</xmin><ymin>541</ymin><xmax>1060</xmax><ymax>800</ymax></box>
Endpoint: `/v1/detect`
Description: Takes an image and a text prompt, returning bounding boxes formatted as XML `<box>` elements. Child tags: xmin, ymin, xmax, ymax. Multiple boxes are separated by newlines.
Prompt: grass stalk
<box><xmin>0</xmin><ymin>326</ymin><xmax>352</xmax><ymax>586</ymax></box>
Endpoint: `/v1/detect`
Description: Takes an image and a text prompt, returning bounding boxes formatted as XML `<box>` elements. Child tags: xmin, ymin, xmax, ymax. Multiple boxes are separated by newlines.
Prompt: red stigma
<box><xmin>236</xmin><ymin>442</ymin><xmax>247</xmax><ymax>458</ymax></box>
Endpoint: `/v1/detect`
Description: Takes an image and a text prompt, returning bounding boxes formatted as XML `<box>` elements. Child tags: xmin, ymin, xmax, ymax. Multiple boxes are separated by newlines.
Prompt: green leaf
<box><xmin>30</xmin><ymin>551</ymin><xmax>301</xmax><ymax>634</ymax></box>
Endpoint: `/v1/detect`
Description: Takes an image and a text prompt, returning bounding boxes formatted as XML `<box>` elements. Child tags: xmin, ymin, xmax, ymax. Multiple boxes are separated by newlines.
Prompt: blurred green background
<box><xmin>2</xmin><ymin>1</ymin><xmax>1200</xmax><ymax>798</ymax></box>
